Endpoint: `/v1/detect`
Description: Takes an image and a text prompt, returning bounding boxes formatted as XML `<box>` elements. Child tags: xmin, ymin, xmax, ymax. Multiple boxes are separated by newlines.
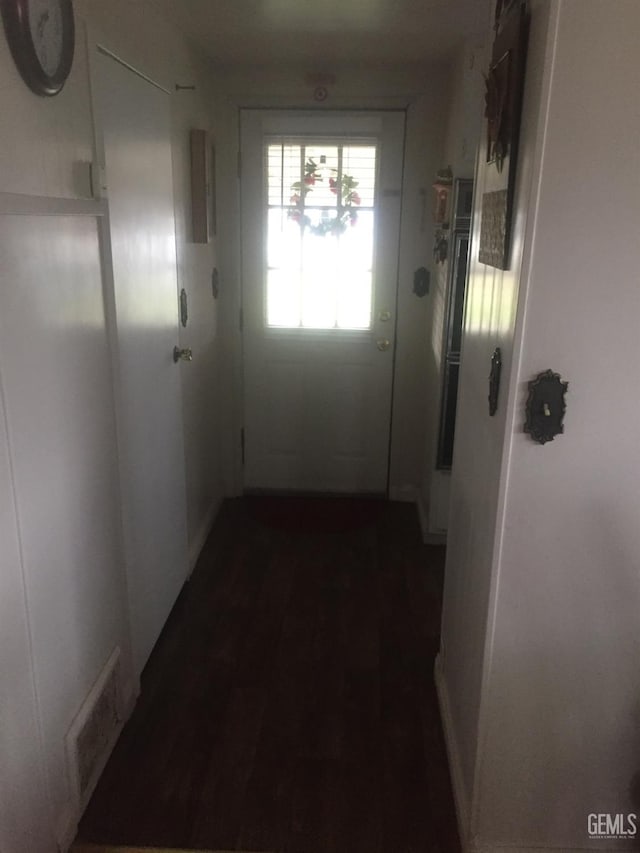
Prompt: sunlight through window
<box><xmin>266</xmin><ymin>140</ymin><xmax>377</xmax><ymax>330</ymax></box>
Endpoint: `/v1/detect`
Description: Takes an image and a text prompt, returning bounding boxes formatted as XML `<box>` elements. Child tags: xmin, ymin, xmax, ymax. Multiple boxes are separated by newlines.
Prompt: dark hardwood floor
<box><xmin>79</xmin><ymin>496</ymin><xmax>459</xmax><ymax>853</ymax></box>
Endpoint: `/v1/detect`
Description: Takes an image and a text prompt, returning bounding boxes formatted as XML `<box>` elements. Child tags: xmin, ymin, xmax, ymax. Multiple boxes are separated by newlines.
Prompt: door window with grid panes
<box><xmin>266</xmin><ymin>140</ymin><xmax>377</xmax><ymax>330</ymax></box>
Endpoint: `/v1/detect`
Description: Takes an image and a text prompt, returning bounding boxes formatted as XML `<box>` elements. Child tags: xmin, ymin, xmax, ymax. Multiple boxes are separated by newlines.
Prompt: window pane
<box><xmin>267</xmin><ymin>208</ymin><xmax>300</xmax><ymax>270</ymax></box>
<box><xmin>338</xmin><ymin>209</ymin><xmax>374</xmax><ymax>272</ymax></box>
<box><xmin>301</xmin><ymin>228</ymin><xmax>339</xmax><ymax>329</ymax></box>
<box><xmin>266</xmin><ymin>140</ymin><xmax>377</xmax><ymax>330</ymax></box>
<box><xmin>303</xmin><ymin>145</ymin><xmax>340</xmax><ymax>207</ymax></box>
<box><xmin>341</xmin><ymin>146</ymin><xmax>377</xmax><ymax>207</ymax></box>
<box><xmin>267</xmin><ymin>145</ymin><xmax>299</xmax><ymax>207</ymax></box>
<box><xmin>337</xmin><ymin>271</ymin><xmax>372</xmax><ymax>329</ymax></box>
<box><xmin>267</xmin><ymin>269</ymin><xmax>300</xmax><ymax>327</ymax></box>
<box><xmin>336</xmin><ymin>209</ymin><xmax>374</xmax><ymax>328</ymax></box>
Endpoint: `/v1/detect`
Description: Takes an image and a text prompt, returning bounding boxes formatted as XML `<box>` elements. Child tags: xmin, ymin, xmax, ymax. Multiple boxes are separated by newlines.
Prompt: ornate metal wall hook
<box><xmin>524</xmin><ymin>369</ymin><xmax>568</xmax><ymax>444</ymax></box>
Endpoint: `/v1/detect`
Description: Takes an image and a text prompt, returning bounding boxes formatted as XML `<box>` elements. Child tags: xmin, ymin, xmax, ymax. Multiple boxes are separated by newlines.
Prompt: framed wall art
<box><xmin>479</xmin><ymin>190</ymin><xmax>508</xmax><ymax>269</ymax></box>
<box><xmin>479</xmin><ymin>0</ymin><xmax>529</xmax><ymax>270</ymax></box>
<box><xmin>190</xmin><ymin>129</ymin><xmax>217</xmax><ymax>243</ymax></box>
<box><xmin>493</xmin><ymin>0</ymin><xmax>521</xmax><ymax>33</ymax></box>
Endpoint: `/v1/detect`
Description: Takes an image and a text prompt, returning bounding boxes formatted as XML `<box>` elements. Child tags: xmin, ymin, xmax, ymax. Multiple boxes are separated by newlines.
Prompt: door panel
<box><xmin>95</xmin><ymin>50</ymin><xmax>188</xmax><ymax>676</ymax></box>
<box><xmin>241</xmin><ymin>110</ymin><xmax>405</xmax><ymax>493</ymax></box>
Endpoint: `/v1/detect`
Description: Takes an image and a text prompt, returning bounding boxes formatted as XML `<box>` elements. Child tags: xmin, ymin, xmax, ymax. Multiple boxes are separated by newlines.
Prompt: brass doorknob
<box><xmin>376</xmin><ymin>339</ymin><xmax>391</xmax><ymax>352</ymax></box>
<box><xmin>173</xmin><ymin>346</ymin><xmax>193</xmax><ymax>362</ymax></box>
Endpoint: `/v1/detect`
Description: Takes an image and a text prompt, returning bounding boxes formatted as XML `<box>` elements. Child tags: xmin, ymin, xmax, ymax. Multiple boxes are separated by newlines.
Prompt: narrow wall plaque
<box><xmin>479</xmin><ymin>189</ymin><xmax>508</xmax><ymax>269</ymax></box>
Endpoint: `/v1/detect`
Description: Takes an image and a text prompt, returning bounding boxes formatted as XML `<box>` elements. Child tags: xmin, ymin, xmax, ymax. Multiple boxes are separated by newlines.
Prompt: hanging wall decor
<box><xmin>179</xmin><ymin>288</ymin><xmax>188</xmax><ymax>327</ymax></box>
<box><xmin>524</xmin><ymin>369</ymin><xmax>569</xmax><ymax>444</ymax></box>
<box><xmin>288</xmin><ymin>157</ymin><xmax>361</xmax><ymax>236</ymax></box>
<box><xmin>486</xmin><ymin>0</ymin><xmax>528</xmax><ymax>170</ymax></box>
<box><xmin>484</xmin><ymin>49</ymin><xmax>511</xmax><ymax>172</ymax></box>
<box><xmin>433</xmin><ymin>230</ymin><xmax>449</xmax><ymax>264</ymax></box>
<box><xmin>432</xmin><ymin>166</ymin><xmax>453</xmax><ymax>225</ymax></box>
<box><xmin>488</xmin><ymin>347</ymin><xmax>502</xmax><ymax>416</ymax></box>
<box><xmin>479</xmin><ymin>189</ymin><xmax>508</xmax><ymax>268</ymax></box>
<box><xmin>190</xmin><ymin>129</ymin><xmax>216</xmax><ymax>243</ymax></box>
<box><xmin>1</xmin><ymin>0</ymin><xmax>75</xmax><ymax>96</ymax></box>
<box><xmin>480</xmin><ymin>0</ymin><xmax>529</xmax><ymax>270</ymax></box>
<box><xmin>494</xmin><ymin>0</ymin><xmax>521</xmax><ymax>31</ymax></box>
<box><xmin>413</xmin><ymin>267</ymin><xmax>430</xmax><ymax>297</ymax></box>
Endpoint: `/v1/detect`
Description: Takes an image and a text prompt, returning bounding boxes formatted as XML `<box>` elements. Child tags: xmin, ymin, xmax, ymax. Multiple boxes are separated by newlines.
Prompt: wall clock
<box><xmin>1</xmin><ymin>0</ymin><xmax>75</xmax><ymax>96</ymax></box>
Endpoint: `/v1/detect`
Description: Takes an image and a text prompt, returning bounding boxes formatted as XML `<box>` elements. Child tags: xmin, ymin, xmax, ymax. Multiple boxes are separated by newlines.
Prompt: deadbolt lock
<box><xmin>376</xmin><ymin>339</ymin><xmax>391</xmax><ymax>352</ymax></box>
<box><xmin>379</xmin><ymin>310</ymin><xmax>391</xmax><ymax>322</ymax></box>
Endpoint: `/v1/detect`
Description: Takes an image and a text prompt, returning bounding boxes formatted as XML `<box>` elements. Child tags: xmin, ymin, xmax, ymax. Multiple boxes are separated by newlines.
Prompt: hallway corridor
<box><xmin>78</xmin><ymin>497</ymin><xmax>459</xmax><ymax>853</ymax></box>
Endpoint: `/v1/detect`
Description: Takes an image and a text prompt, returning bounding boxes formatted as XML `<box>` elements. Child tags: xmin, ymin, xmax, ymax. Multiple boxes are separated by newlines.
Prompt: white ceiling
<box><xmin>149</xmin><ymin>0</ymin><xmax>492</xmax><ymax>67</ymax></box>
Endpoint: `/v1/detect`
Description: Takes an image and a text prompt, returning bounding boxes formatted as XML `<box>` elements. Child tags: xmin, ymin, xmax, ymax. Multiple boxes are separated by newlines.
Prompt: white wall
<box><xmin>442</xmin><ymin>42</ymin><xmax>486</xmax><ymax>181</ymax></box>
<box><xmin>437</xmin><ymin>0</ymin><xmax>557</xmax><ymax>832</ymax></box>
<box><xmin>0</xmin><ymin>212</ymin><xmax>133</xmax><ymax>848</ymax></box>
<box><xmin>0</xmin><ymin>353</ymin><xmax>52</xmax><ymax>853</ymax></box>
<box><xmin>390</xmin><ymin>75</ymin><xmax>449</xmax><ymax>500</ymax></box>
<box><xmin>419</xmin><ymin>39</ymin><xmax>486</xmax><ymax>536</ymax></box>
<box><xmin>209</xmin><ymin>64</ymin><xmax>450</xmax><ymax>499</ymax></box>
<box><xmin>0</xmin><ymin>4</ymin><xmax>221</xmax><ymax>850</ymax></box>
<box><xmin>477</xmin><ymin>1</ymin><xmax>640</xmax><ymax>847</ymax></box>
<box><xmin>439</xmin><ymin>1</ymin><xmax>640</xmax><ymax>850</ymax></box>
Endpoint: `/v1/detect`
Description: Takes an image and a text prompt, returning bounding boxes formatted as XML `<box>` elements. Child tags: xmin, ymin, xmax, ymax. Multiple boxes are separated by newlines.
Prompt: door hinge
<box><xmin>239</xmin><ymin>307</ymin><xmax>244</xmax><ymax>331</ymax></box>
<box><xmin>237</xmin><ymin>149</ymin><xmax>242</xmax><ymax>179</ymax></box>
<box><xmin>240</xmin><ymin>427</ymin><xmax>245</xmax><ymax>465</ymax></box>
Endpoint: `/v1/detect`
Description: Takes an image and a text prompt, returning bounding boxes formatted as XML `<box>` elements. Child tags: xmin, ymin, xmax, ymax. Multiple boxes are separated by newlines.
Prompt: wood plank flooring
<box><xmin>78</xmin><ymin>497</ymin><xmax>459</xmax><ymax>853</ymax></box>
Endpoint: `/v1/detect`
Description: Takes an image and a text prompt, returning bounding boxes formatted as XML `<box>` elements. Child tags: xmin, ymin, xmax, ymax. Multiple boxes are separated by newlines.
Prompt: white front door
<box><xmin>94</xmin><ymin>49</ymin><xmax>189</xmax><ymax>676</ymax></box>
<box><xmin>241</xmin><ymin>110</ymin><xmax>405</xmax><ymax>494</ymax></box>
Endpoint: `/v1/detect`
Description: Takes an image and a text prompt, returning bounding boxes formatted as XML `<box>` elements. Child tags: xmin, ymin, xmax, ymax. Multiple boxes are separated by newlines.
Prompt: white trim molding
<box><xmin>434</xmin><ymin>652</ymin><xmax>472</xmax><ymax>850</ymax></box>
<box><xmin>0</xmin><ymin>192</ymin><xmax>107</xmax><ymax>217</ymax></box>
<box><xmin>435</xmin><ymin>655</ymin><xmax>628</xmax><ymax>853</ymax></box>
<box><xmin>416</xmin><ymin>490</ymin><xmax>447</xmax><ymax>544</ymax></box>
<box><xmin>188</xmin><ymin>498</ymin><xmax>221</xmax><ymax>576</ymax></box>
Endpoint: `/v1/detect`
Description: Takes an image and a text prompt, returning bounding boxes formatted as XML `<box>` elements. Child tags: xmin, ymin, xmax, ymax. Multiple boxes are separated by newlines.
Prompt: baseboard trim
<box><xmin>188</xmin><ymin>498</ymin><xmax>221</xmax><ymax>576</ymax></box>
<box><xmin>417</xmin><ymin>491</ymin><xmax>447</xmax><ymax>544</ymax></box>
<box><xmin>388</xmin><ymin>484</ymin><xmax>417</xmax><ymax>503</ymax></box>
<box><xmin>434</xmin><ymin>652</ymin><xmax>472</xmax><ymax>851</ymax></box>
<box><xmin>391</xmin><ymin>486</ymin><xmax>448</xmax><ymax>542</ymax></box>
<box><xmin>56</xmin><ymin>801</ymin><xmax>78</xmax><ymax>853</ymax></box>
<box><xmin>434</xmin><ymin>656</ymin><xmax>620</xmax><ymax>853</ymax></box>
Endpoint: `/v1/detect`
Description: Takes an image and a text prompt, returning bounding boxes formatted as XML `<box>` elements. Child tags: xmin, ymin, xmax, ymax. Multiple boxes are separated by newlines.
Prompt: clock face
<box><xmin>0</xmin><ymin>0</ymin><xmax>75</xmax><ymax>95</ymax></box>
<box><xmin>28</xmin><ymin>0</ymin><xmax>64</xmax><ymax>77</ymax></box>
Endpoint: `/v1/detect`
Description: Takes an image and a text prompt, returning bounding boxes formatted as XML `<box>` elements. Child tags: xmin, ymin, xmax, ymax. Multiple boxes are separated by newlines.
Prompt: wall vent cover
<box><xmin>66</xmin><ymin>647</ymin><xmax>123</xmax><ymax>809</ymax></box>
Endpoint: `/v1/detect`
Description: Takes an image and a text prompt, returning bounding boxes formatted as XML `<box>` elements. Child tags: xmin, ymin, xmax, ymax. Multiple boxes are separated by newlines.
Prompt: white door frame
<box><xmin>211</xmin><ymin>90</ymin><xmax>424</xmax><ymax>500</ymax></box>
